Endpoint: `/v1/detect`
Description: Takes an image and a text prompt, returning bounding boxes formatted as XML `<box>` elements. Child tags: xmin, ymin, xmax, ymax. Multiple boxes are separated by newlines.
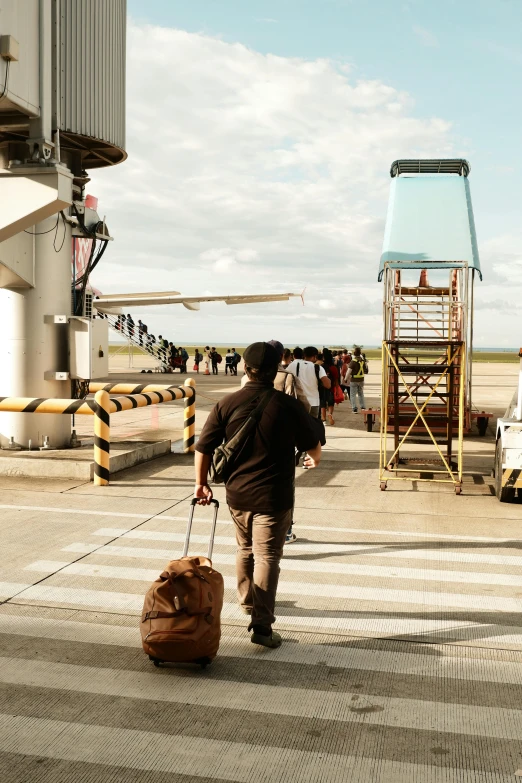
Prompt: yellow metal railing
<box><xmin>0</xmin><ymin>378</ymin><xmax>196</xmax><ymax>486</ymax></box>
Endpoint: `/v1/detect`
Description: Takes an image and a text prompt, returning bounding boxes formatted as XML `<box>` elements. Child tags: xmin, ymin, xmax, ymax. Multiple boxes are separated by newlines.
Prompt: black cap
<box><xmin>243</xmin><ymin>341</ymin><xmax>280</xmax><ymax>370</ymax></box>
<box><xmin>267</xmin><ymin>339</ymin><xmax>284</xmax><ymax>358</ymax></box>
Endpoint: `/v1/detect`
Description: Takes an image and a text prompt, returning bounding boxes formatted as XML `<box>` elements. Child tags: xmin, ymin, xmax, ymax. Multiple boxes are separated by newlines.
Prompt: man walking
<box><xmin>194</xmin><ymin>342</ymin><xmax>321</xmax><ymax>649</ymax></box>
<box><xmin>231</xmin><ymin>348</ymin><xmax>240</xmax><ymax>376</ymax></box>
<box><xmin>210</xmin><ymin>347</ymin><xmax>219</xmax><ymax>375</ymax></box>
<box><xmin>346</xmin><ymin>346</ymin><xmax>368</xmax><ymax>412</ymax></box>
<box><xmin>286</xmin><ymin>346</ymin><xmax>331</xmax><ymax>418</ymax></box>
<box><xmin>137</xmin><ymin>319</ymin><xmax>147</xmax><ymax>346</ymax></box>
<box><xmin>225</xmin><ymin>349</ymin><xmax>234</xmax><ymax>375</ymax></box>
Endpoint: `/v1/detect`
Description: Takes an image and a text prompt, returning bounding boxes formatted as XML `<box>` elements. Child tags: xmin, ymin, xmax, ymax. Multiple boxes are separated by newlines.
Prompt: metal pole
<box><xmin>94</xmin><ymin>389</ymin><xmax>110</xmax><ymax>486</ymax></box>
<box><xmin>183</xmin><ymin>377</ymin><xmax>196</xmax><ymax>453</ymax></box>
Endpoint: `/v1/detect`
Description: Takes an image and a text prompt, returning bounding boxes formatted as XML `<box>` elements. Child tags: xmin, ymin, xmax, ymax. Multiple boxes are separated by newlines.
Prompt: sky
<box><xmin>90</xmin><ymin>0</ymin><xmax>522</xmax><ymax>347</ymax></box>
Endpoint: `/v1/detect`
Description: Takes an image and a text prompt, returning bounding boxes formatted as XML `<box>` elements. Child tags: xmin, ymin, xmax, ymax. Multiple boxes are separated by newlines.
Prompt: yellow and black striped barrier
<box><xmin>0</xmin><ymin>379</ymin><xmax>196</xmax><ymax>486</ymax></box>
<box><xmin>0</xmin><ymin>397</ymin><xmax>96</xmax><ymax>415</ymax></box>
<box><xmin>94</xmin><ymin>390</ymin><xmax>111</xmax><ymax>486</ymax></box>
<box><xmin>183</xmin><ymin>377</ymin><xmax>196</xmax><ymax>453</ymax></box>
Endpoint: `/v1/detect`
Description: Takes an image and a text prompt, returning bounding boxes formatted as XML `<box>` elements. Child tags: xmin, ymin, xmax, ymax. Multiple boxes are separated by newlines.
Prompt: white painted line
<box><xmin>63</xmin><ymin>540</ymin><xmax>522</xmax><ymax>571</ymax></box>
<box><xmin>1</xmin><ymin>657</ymin><xmax>522</xmax><ymax>742</ymax></box>
<box><xmin>3</xmin><ymin>614</ymin><xmax>522</xmax><ymax>684</ymax></box>
<box><xmin>0</xmin><ymin>713</ymin><xmax>504</xmax><ymax>783</ymax></box>
<box><xmin>23</xmin><ymin>560</ymin><xmax>522</xmax><ymax>613</ymax></box>
<box><xmin>0</xmin><ymin>504</ymin><xmax>146</xmax><ymax>519</ymax></box>
<box><xmin>158</xmin><ymin>516</ymin><xmax>522</xmax><ymax>544</ymax></box>
<box><xmin>94</xmin><ymin>528</ymin><xmax>239</xmax><ymax>546</ymax></box>
<box><xmin>5</xmin><ymin>581</ymin><xmax>510</xmax><ymax>637</ymax></box>
<box><xmin>0</xmin><ymin>582</ymin><xmax>31</xmax><ymax>598</ymax></box>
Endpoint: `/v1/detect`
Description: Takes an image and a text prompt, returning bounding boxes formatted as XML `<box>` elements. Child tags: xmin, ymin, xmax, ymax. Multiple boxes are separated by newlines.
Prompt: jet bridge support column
<box><xmin>0</xmin><ymin>212</ymin><xmax>73</xmax><ymax>449</ymax></box>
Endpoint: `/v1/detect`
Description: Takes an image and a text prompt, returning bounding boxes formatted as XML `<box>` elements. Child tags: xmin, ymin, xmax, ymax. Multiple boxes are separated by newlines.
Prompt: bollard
<box><xmin>94</xmin><ymin>390</ymin><xmax>111</xmax><ymax>486</ymax></box>
<box><xmin>183</xmin><ymin>377</ymin><xmax>196</xmax><ymax>453</ymax></box>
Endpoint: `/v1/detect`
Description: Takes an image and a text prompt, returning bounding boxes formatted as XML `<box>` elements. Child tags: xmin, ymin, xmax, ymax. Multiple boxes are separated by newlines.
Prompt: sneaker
<box><xmin>251</xmin><ymin>628</ymin><xmax>282</xmax><ymax>649</ymax></box>
<box><xmin>285</xmin><ymin>533</ymin><xmax>297</xmax><ymax>544</ymax></box>
<box><xmin>353</xmin><ymin>408</ymin><xmax>358</xmax><ymax>413</ymax></box>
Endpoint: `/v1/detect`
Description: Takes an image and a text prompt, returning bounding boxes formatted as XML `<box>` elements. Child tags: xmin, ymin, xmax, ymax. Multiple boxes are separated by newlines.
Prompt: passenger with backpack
<box><xmin>346</xmin><ymin>346</ymin><xmax>368</xmax><ymax>413</ymax></box>
<box><xmin>231</xmin><ymin>348</ymin><xmax>240</xmax><ymax>376</ymax></box>
<box><xmin>286</xmin><ymin>346</ymin><xmax>331</xmax><ymax>419</ymax></box>
<box><xmin>321</xmin><ymin>348</ymin><xmax>340</xmax><ymax>426</ymax></box>
<box><xmin>210</xmin><ymin>347</ymin><xmax>220</xmax><ymax>375</ymax></box>
<box><xmin>225</xmin><ymin>349</ymin><xmax>234</xmax><ymax>375</ymax></box>
<box><xmin>193</xmin><ymin>349</ymin><xmax>202</xmax><ymax>373</ymax></box>
<box><xmin>194</xmin><ymin>342</ymin><xmax>321</xmax><ymax>649</ymax></box>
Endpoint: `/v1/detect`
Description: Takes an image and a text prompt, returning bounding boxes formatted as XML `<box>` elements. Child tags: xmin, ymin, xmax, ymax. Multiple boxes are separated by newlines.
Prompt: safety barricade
<box><xmin>0</xmin><ymin>378</ymin><xmax>196</xmax><ymax>486</ymax></box>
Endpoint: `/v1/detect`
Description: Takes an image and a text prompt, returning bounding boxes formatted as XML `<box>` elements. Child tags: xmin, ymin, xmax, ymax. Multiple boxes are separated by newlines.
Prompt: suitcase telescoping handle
<box><xmin>183</xmin><ymin>498</ymin><xmax>220</xmax><ymax>560</ymax></box>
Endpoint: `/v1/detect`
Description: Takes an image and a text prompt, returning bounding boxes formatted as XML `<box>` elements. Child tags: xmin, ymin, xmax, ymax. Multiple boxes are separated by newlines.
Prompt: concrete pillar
<box><xmin>0</xmin><ymin>214</ymin><xmax>72</xmax><ymax>449</ymax></box>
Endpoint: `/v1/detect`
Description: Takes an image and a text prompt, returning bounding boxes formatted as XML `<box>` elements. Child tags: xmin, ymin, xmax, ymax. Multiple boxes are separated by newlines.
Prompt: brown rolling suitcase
<box><xmin>141</xmin><ymin>498</ymin><xmax>224</xmax><ymax>669</ymax></box>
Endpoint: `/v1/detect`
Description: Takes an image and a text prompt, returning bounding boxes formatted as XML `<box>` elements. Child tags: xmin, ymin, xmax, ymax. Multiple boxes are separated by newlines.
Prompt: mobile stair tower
<box><xmin>378</xmin><ymin>159</ymin><xmax>484</xmax><ymax>494</ymax></box>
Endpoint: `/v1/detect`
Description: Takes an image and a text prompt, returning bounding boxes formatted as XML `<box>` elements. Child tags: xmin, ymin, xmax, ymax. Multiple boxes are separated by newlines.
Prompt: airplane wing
<box><xmin>94</xmin><ymin>291</ymin><xmax>302</xmax><ymax>312</ymax></box>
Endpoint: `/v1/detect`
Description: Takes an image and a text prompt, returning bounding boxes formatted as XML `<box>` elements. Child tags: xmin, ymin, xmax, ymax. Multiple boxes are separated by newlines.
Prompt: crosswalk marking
<box><xmin>2</xmin><ymin>613</ymin><xmax>522</xmax><ymax>685</ymax></box>
<box><xmin>0</xmin><ymin>713</ymin><xmax>508</xmax><ymax>783</ymax></box>
<box><xmin>0</xmin><ymin>504</ymin><xmax>147</xmax><ymax>518</ymax></box>
<box><xmin>0</xmin><ymin>582</ymin><xmax>31</xmax><ymax>599</ymax></box>
<box><xmin>22</xmin><ymin>560</ymin><xmax>522</xmax><ymax>612</ymax></box>
<box><xmin>2</xmin><ymin>502</ymin><xmax>519</xmax><ymax>544</ymax></box>
<box><xmin>7</xmin><ymin>581</ymin><xmax>520</xmax><ymax>639</ymax></box>
<box><xmin>1</xmin><ymin>655</ymin><xmax>521</xmax><ymax>740</ymax></box>
<box><xmin>62</xmin><ymin>540</ymin><xmax>522</xmax><ymax>572</ymax></box>
<box><xmin>55</xmin><ymin>544</ymin><xmax>522</xmax><ymax>589</ymax></box>
<box><xmin>97</xmin><ymin>519</ymin><xmax>522</xmax><ymax>544</ymax></box>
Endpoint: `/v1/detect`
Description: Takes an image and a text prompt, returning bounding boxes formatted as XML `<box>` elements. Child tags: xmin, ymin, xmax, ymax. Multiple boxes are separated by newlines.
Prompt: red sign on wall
<box><xmin>72</xmin><ymin>194</ymin><xmax>98</xmax><ymax>283</ymax></box>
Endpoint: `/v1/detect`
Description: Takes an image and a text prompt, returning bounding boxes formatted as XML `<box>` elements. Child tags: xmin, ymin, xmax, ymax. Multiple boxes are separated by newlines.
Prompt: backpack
<box><xmin>353</xmin><ymin>358</ymin><xmax>368</xmax><ymax>379</ymax></box>
<box><xmin>216</xmin><ymin>353</ymin><xmax>222</xmax><ymax>363</ymax></box>
<box><xmin>210</xmin><ymin>390</ymin><xmax>275</xmax><ymax>484</ymax></box>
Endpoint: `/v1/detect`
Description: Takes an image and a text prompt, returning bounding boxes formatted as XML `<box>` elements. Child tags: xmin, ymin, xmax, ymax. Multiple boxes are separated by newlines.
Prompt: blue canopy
<box><xmin>378</xmin><ymin>174</ymin><xmax>482</xmax><ymax>281</ymax></box>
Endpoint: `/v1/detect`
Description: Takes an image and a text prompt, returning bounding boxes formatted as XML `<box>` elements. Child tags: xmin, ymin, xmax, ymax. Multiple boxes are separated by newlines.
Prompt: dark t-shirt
<box><xmin>196</xmin><ymin>382</ymin><xmax>319</xmax><ymax>512</ymax></box>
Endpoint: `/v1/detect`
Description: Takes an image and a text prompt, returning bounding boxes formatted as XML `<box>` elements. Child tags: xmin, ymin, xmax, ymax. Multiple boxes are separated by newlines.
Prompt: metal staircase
<box><xmin>380</xmin><ymin>265</ymin><xmax>468</xmax><ymax>493</ymax></box>
<box><xmin>100</xmin><ymin>313</ymin><xmax>168</xmax><ymax>371</ymax></box>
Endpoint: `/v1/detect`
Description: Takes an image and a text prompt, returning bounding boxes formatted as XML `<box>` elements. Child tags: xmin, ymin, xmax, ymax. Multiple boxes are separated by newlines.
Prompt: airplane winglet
<box><xmin>301</xmin><ymin>287</ymin><xmax>307</xmax><ymax>306</ymax></box>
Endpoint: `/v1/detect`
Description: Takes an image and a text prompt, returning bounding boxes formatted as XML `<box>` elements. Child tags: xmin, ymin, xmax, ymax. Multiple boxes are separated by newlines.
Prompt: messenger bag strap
<box><xmin>224</xmin><ymin>389</ymin><xmax>275</xmax><ymax>451</ymax></box>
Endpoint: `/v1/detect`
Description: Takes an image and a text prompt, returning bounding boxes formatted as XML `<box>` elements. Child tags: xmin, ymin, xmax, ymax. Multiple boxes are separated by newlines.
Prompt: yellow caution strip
<box><xmin>0</xmin><ymin>397</ymin><xmax>96</xmax><ymax>415</ymax></box>
<box><xmin>502</xmin><ymin>469</ymin><xmax>522</xmax><ymax>489</ymax></box>
<box><xmin>89</xmin><ymin>382</ymin><xmax>184</xmax><ymax>395</ymax></box>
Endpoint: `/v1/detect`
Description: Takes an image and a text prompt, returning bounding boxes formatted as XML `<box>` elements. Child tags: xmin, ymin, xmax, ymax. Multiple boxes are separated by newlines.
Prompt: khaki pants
<box><xmin>229</xmin><ymin>506</ymin><xmax>292</xmax><ymax>628</ymax></box>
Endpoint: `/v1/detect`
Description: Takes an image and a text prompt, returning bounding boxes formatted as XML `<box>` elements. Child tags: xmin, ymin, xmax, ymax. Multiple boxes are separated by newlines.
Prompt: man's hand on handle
<box><xmin>194</xmin><ymin>484</ymin><xmax>213</xmax><ymax>505</ymax></box>
<box><xmin>303</xmin><ymin>442</ymin><xmax>321</xmax><ymax>470</ymax></box>
<box><xmin>194</xmin><ymin>452</ymin><xmax>213</xmax><ymax>504</ymax></box>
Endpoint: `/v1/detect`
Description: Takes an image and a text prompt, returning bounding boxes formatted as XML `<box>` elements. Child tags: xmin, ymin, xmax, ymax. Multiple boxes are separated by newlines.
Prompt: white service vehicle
<box><xmin>494</xmin><ymin>349</ymin><xmax>522</xmax><ymax>501</ymax></box>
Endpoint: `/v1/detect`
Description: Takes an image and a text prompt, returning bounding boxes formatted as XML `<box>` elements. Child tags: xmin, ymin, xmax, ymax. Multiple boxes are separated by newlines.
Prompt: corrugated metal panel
<box><xmin>57</xmin><ymin>0</ymin><xmax>126</xmax><ymax>156</ymax></box>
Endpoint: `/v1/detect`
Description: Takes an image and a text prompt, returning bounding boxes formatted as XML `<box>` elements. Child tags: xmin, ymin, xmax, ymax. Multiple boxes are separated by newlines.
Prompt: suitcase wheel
<box><xmin>195</xmin><ymin>657</ymin><xmax>212</xmax><ymax>669</ymax></box>
<box><xmin>149</xmin><ymin>656</ymin><xmax>162</xmax><ymax>667</ymax></box>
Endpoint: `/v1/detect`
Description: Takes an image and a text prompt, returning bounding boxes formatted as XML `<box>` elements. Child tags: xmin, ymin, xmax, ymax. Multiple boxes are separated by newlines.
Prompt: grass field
<box><xmin>109</xmin><ymin>344</ymin><xmax>520</xmax><ymax>362</ymax></box>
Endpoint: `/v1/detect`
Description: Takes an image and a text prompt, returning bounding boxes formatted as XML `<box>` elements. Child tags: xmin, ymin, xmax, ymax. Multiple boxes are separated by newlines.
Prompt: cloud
<box><xmin>91</xmin><ymin>22</ymin><xmax>457</xmax><ymax>345</ymax></box>
<box><xmin>412</xmin><ymin>25</ymin><xmax>439</xmax><ymax>48</ymax></box>
<box><xmin>255</xmin><ymin>17</ymin><xmax>278</xmax><ymax>23</ymax></box>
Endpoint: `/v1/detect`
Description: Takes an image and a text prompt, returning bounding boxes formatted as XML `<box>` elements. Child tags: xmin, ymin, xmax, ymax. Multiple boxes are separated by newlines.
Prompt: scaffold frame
<box><xmin>379</xmin><ymin>261</ymin><xmax>470</xmax><ymax>493</ymax></box>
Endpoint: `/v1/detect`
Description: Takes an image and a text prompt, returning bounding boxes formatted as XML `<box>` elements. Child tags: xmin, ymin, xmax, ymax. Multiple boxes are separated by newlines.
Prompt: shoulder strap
<box><xmin>226</xmin><ymin>389</ymin><xmax>274</xmax><ymax>429</ymax></box>
<box><xmin>225</xmin><ymin>389</ymin><xmax>275</xmax><ymax>447</ymax></box>
<box><xmin>296</xmin><ymin>361</ymin><xmax>300</xmax><ymax>377</ymax></box>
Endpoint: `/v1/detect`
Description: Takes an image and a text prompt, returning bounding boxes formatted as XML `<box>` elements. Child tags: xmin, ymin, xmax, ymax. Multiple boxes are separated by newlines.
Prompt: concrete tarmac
<box><xmin>1</xmin><ymin>361</ymin><xmax>522</xmax><ymax>781</ymax></box>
